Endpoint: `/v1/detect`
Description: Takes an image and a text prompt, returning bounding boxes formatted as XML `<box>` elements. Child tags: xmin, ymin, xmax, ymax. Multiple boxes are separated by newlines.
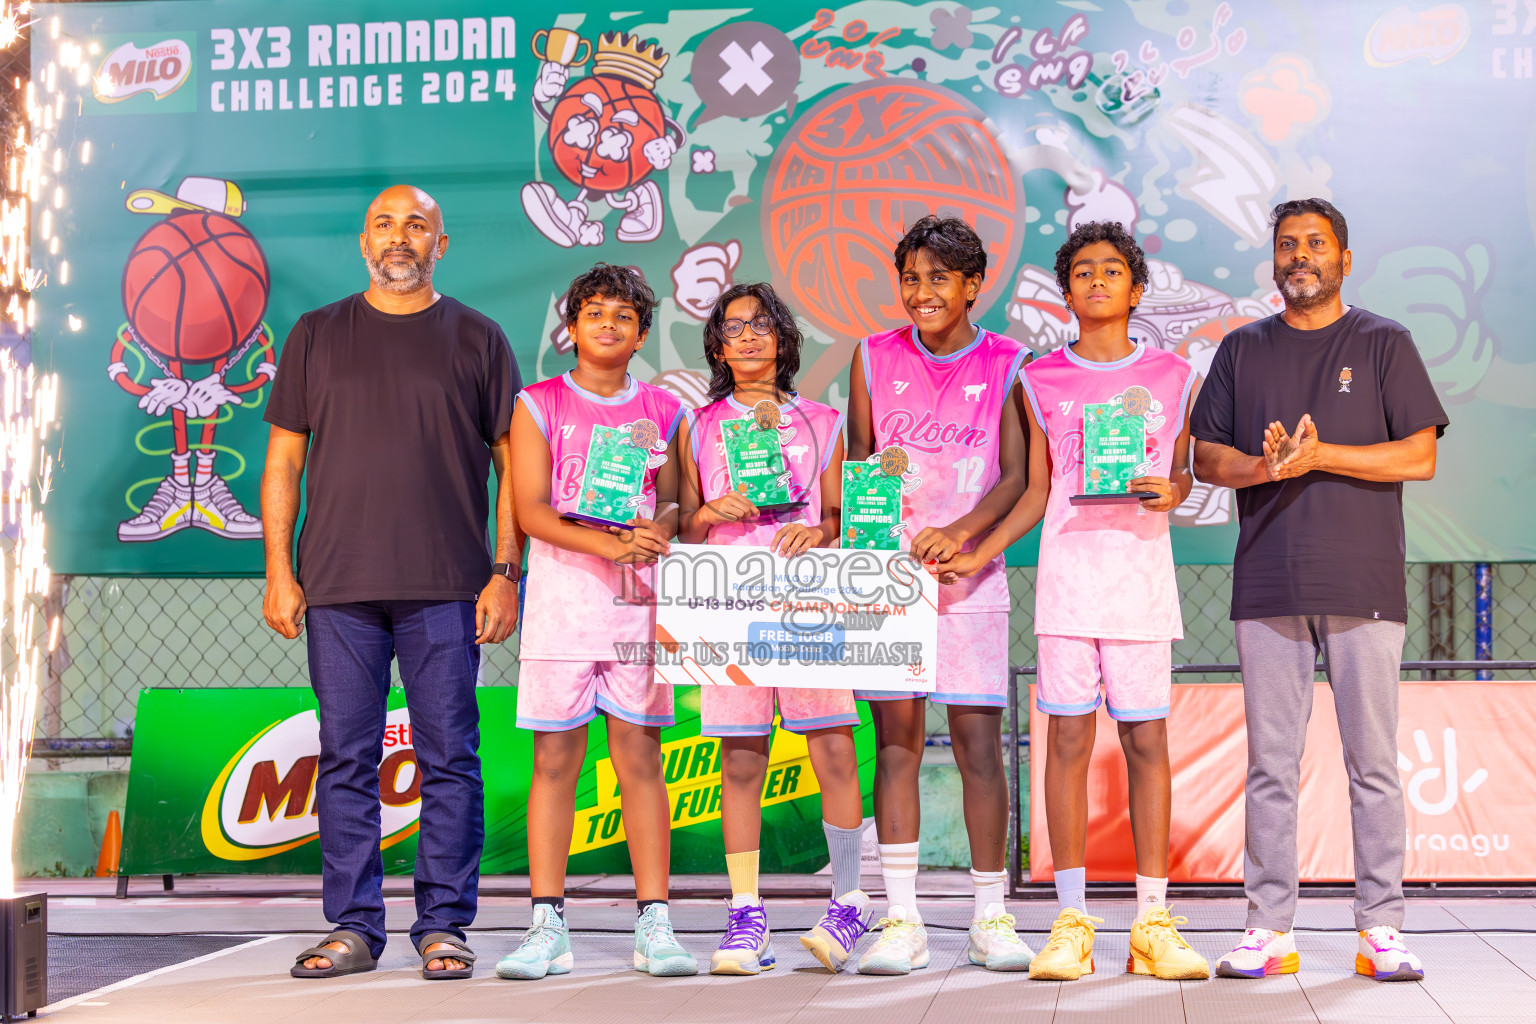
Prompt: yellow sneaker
<box><xmin>1128</xmin><ymin>907</ymin><xmax>1210</xmax><ymax>980</ymax></box>
<box><xmin>1028</xmin><ymin>908</ymin><xmax>1102</xmax><ymax>980</ymax></box>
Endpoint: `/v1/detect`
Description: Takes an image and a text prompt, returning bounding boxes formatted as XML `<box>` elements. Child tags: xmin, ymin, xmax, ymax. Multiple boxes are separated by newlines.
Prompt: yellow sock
<box><xmin>725</xmin><ymin>850</ymin><xmax>760</xmax><ymax>901</ymax></box>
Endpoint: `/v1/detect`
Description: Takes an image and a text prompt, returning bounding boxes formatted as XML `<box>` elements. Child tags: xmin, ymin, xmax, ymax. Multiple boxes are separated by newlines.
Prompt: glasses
<box><xmin>721</xmin><ymin>315</ymin><xmax>774</xmax><ymax>340</ymax></box>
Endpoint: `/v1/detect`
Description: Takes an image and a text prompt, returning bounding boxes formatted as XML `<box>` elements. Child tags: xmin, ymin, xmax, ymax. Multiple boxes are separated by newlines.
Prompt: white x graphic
<box><xmin>719</xmin><ymin>40</ymin><xmax>774</xmax><ymax>96</ymax></box>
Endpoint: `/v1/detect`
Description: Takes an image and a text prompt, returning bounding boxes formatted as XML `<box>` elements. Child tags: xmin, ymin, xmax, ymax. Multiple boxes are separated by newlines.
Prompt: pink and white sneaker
<box><xmin>1355</xmin><ymin>926</ymin><xmax>1424</xmax><ymax>981</ymax></box>
<box><xmin>1216</xmin><ymin>928</ymin><xmax>1299</xmax><ymax>978</ymax></box>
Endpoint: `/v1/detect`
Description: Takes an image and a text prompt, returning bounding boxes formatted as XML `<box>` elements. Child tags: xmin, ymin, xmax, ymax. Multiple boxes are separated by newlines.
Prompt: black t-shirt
<box><xmin>1189</xmin><ymin>307</ymin><xmax>1447</xmax><ymax>623</ymax></box>
<box><xmin>264</xmin><ymin>293</ymin><xmax>520</xmax><ymax>606</ymax></box>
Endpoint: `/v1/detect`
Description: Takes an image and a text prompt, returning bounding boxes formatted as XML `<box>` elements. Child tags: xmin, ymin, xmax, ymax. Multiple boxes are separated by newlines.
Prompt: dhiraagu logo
<box><xmin>1400</xmin><ymin>726</ymin><xmax>1507</xmax><ymax>858</ymax></box>
<box><xmin>199</xmin><ymin>707</ymin><xmax>421</xmax><ymax>860</ymax></box>
<box><xmin>1400</xmin><ymin>726</ymin><xmax>1487</xmax><ymax>815</ymax></box>
<box><xmin>570</xmin><ymin>725</ymin><xmax>817</xmax><ymax>854</ymax></box>
<box><xmin>87</xmin><ymin>36</ymin><xmax>198</xmax><ymax>113</ymax></box>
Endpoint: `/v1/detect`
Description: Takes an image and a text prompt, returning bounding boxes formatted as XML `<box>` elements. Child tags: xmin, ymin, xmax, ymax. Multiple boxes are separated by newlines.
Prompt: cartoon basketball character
<box><xmin>521</xmin><ymin>29</ymin><xmax>685</xmax><ymax>247</ymax></box>
<box><xmin>109</xmin><ymin>176</ymin><xmax>275</xmax><ymax>542</ymax></box>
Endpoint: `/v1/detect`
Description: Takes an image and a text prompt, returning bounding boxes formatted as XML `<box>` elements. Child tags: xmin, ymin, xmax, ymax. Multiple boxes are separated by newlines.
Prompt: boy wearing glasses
<box><xmin>677</xmin><ymin>283</ymin><xmax>870</xmax><ymax>974</ymax></box>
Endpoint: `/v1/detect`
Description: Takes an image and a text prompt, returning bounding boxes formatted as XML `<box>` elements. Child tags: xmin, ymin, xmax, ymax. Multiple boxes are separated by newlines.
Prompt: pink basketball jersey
<box><xmin>688</xmin><ymin>394</ymin><xmax>845</xmax><ymax>547</ymax></box>
<box><xmin>1021</xmin><ymin>343</ymin><xmax>1194</xmax><ymax>641</ymax></box>
<box><xmin>862</xmin><ymin>324</ymin><xmax>1029</xmax><ymax>614</ymax></box>
<box><xmin>518</xmin><ymin>373</ymin><xmax>685</xmax><ymax>660</ymax></box>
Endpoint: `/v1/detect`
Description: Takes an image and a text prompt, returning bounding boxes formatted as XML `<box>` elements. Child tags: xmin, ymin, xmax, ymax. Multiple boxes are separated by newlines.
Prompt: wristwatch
<box><xmin>491</xmin><ymin>562</ymin><xmax>518</xmax><ymax>582</ymax></box>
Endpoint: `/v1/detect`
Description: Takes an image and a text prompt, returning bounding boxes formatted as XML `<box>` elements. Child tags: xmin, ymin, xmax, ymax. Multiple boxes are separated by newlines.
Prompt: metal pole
<box><xmin>1426</xmin><ymin>563</ymin><xmax>1455</xmax><ymax>679</ymax></box>
<box><xmin>1007</xmin><ymin>668</ymin><xmax>1022</xmax><ymax>898</ymax></box>
<box><xmin>1474</xmin><ymin>563</ymin><xmax>1492</xmax><ymax>681</ymax></box>
<box><xmin>41</xmin><ymin>575</ymin><xmax>66</xmax><ymax>741</ymax></box>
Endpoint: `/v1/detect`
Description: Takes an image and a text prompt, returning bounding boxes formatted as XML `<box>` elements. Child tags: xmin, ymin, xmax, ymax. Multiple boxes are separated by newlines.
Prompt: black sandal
<box><xmin>290</xmin><ymin>929</ymin><xmax>377</xmax><ymax>978</ymax></box>
<box><xmin>418</xmin><ymin>931</ymin><xmax>477</xmax><ymax>980</ymax></box>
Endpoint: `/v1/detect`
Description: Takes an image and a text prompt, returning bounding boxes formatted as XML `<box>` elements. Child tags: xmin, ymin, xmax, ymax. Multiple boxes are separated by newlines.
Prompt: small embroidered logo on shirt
<box><xmin>893</xmin><ymin>380</ymin><xmax>912</xmax><ymax>395</ymax></box>
<box><xmin>962</xmin><ymin>382</ymin><xmax>987</xmax><ymax>401</ymax></box>
<box><xmin>1338</xmin><ymin>367</ymin><xmax>1353</xmax><ymax>393</ymax></box>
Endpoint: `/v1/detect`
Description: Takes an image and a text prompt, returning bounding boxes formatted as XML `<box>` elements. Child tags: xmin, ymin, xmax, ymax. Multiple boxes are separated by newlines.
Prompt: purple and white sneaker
<box><xmin>800</xmin><ymin>889</ymin><xmax>873</xmax><ymax>972</ymax></box>
<box><xmin>710</xmin><ymin>898</ymin><xmax>775</xmax><ymax>975</ymax></box>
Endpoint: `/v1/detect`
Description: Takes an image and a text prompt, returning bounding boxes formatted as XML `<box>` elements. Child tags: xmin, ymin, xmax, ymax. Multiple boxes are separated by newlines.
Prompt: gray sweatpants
<box><xmin>1236</xmin><ymin>615</ymin><xmax>1407</xmax><ymax>931</ymax></box>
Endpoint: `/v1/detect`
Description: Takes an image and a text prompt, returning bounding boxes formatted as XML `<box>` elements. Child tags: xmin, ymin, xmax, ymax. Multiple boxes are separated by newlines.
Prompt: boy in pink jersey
<box><xmin>500</xmin><ymin>265</ymin><xmax>698</xmax><ymax>979</ymax></box>
<box><xmin>846</xmin><ymin>217</ymin><xmax>1034</xmax><ymax>975</ymax></box>
<box><xmin>677</xmin><ymin>283</ymin><xmax>871</xmax><ymax>975</ymax></box>
<box><xmin>938</xmin><ymin>222</ymin><xmax>1209</xmax><ymax>981</ymax></box>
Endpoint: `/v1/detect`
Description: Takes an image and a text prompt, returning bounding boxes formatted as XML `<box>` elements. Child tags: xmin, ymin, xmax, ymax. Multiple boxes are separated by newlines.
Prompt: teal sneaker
<box><xmin>633</xmin><ymin>904</ymin><xmax>698</xmax><ymax>977</ymax></box>
<box><xmin>496</xmin><ymin>905</ymin><xmax>573</xmax><ymax>980</ymax></box>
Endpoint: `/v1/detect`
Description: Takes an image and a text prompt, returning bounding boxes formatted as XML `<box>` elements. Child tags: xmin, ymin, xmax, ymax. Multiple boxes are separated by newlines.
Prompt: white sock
<box><xmin>1135</xmin><ymin>874</ymin><xmax>1168</xmax><ymax>922</ymax></box>
<box><xmin>878</xmin><ymin>842</ymin><xmax>921</xmax><ymax>923</ymax></box>
<box><xmin>1055</xmin><ymin>866</ymin><xmax>1088</xmax><ymax>915</ymax></box>
<box><xmin>969</xmin><ymin>867</ymin><xmax>1007</xmax><ymax>920</ymax></box>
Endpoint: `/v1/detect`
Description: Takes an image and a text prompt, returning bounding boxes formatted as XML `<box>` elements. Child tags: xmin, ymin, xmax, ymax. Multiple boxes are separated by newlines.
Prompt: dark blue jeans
<box><xmin>306</xmin><ymin>600</ymin><xmax>483</xmax><ymax>958</ymax></box>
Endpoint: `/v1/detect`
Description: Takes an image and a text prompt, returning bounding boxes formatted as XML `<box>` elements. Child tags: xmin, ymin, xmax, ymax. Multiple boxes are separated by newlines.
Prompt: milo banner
<box><xmin>33</xmin><ymin>1</ymin><xmax>1536</xmax><ymax>573</ymax></box>
<box><xmin>121</xmin><ymin>687</ymin><xmax>875</xmax><ymax>875</ymax></box>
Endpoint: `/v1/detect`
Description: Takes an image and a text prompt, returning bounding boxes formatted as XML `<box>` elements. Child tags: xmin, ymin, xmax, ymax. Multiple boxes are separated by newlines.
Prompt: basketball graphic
<box><xmin>761</xmin><ymin>80</ymin><xmax>1024</xmax><ymax>341</ymax></box>
<box><xmin>548</xmin><ymin>74</ymin><xmax>667</xmax><ymax>195</ymax></box>
<box><xmin>522</xmin><ymin>30</ymin><xmax>684</xmax><ymax>248</ymax></box>
<box><xmin>879</xmin><ymin>445</ymin><xmax>910</xmax><ymax>478</ymax></box>
<box><xmin>108</xmin><ymin>176</ymin><xmax>274</xmax><ymax>546</ymax></box>
<box><xmin>753</xmin><ymin>401</ymin><xmax>780</xmax><ymax>431</ymax></box>
<box><xmin>1121</xmin><ymin>386</ymin><xmax>1153</xmax><ymax>416</ymax></box>
<box><xmin>122</xmin><ymin>211</ymin><xmax>269</xmax><ymax>362</ymax></box>
<box><xmin>629</xmin><ymin>418</ymin><xmax>660</xmax><ymax>450</ymax></box>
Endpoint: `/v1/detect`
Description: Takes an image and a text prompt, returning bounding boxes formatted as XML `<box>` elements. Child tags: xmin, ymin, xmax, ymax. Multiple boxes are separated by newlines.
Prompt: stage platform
<box><xmin>32</xmin><ymin>873</ymin><xmax>1536</xmax><ymax>1023</ymax></box>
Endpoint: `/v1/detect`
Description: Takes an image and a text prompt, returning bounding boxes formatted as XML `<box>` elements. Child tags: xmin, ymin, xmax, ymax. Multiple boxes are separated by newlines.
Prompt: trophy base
<box><xmin>755</xmin><ymin>500</ymin><xmax>809</xmax><ymax>515</ymax></box>
<box><xmin>561</xmin><ymin>511</ymin><xmax>637</xmax><ymax>530</ymax></box>
<box><xmin>1069</xmin><ymin>490</ymin><xmax>1159</xmax><ymax>506</ymax></box>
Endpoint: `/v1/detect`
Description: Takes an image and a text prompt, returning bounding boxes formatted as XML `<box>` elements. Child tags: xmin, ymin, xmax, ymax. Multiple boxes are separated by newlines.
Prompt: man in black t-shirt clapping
<box><xmin>261</xmin><ymin>185</ymin><xmax>522</xmax><ymax>980</ymax></box>
<box><xmin>1190</xmin><ymin>199</ymin><xmax>1447</xmax><ymax>983</ymax></box>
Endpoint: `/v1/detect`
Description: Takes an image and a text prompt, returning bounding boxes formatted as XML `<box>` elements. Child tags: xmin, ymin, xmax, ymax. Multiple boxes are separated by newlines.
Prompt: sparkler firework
<box><xmin>0</xmin><ymin>0</ymin><xmax>63</xmax><ymax>896</ymax></box>
<box><xmin>0</xmin><ymin>353</ymin><xmax>54</xmax><ymax>896</ymax></box>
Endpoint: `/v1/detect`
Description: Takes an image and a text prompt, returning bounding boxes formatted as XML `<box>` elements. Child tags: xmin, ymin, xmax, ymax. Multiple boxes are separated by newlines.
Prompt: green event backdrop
<box><xmin>32</xmin><ymin>0</ymin><xmax>1533</xmax><ymax>576</ymax></box>
<box><xmin>121</xmin><ymin>686</ymin><xmax>876</xmax><ymax>876</ymax></box>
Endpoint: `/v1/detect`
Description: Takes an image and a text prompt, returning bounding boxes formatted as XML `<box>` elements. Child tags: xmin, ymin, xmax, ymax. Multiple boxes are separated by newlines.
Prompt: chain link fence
<box><xmin>34</xmin><ymin>562</ymin><xmax>1536</xmax><ymax>747</ymax></box>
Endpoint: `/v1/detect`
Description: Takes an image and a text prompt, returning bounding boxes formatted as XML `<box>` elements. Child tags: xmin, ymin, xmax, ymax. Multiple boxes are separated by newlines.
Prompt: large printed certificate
<box><xmin>650</xmin><ymin>544</ymin><xmax>938</xmax><ymax>691</ymax></box>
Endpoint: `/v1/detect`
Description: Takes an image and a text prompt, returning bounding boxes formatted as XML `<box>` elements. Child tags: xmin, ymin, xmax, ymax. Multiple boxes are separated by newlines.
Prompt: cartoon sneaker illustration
<box><xmin>117</xmin><ymin>475</ymin><xmax>195</xmax><ymax>541</ymax></box>
<box><xmin>194</xmin><ymin>474</ymin><xmax>264</xmax><ymax>539</ymax></box>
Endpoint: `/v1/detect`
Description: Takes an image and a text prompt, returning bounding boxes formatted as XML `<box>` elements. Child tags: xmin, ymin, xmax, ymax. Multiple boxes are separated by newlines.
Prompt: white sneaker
<box><xmin>857</xmin><ymin>906</ymin><xmax>928</xmax><ymax>975</ymax></box>
<box><xmin>117</xmin><ymin>476</ymin><xmax>194</xmax><ymax>541</ymax></box>
<box><xmin>1216</xmin><ymin>928</ymin><xmax>1299</xmax><ymax>978</ymax></box>
<box><xmin>967</xmin><ymin>902</ymin><xmax>1035</xmax><ymax>971</ymax></box>
<box><xmin>710</xmin><ymin>898</ymin><xmax>774</xmax><ymax>976</ymax></box>
<box><xmin>1356</xmin><ymin>926</ymin><xmax>1424</xmax><ymax>981</ymax></box>
<box><xmin>614</xmin><ymin>181</ymin><xmax>663</xmax><ymax>242</ymax></box>
<box><xmin>194</xmin><ymin>475</ymin><xmax>263</xmax><ymax>539</ymax></box>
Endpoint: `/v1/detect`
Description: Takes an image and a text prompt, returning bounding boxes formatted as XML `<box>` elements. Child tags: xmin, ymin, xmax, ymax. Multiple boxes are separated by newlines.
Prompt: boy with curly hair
<box><xmin>498</xmin><ymin>263</ymin><xmax>697</xmax><ymax>980</ymax></box>
<box><xmin>938</xmin><ymin>221</ymin><xmax>1209</xmax><ymax>981</ymax></box>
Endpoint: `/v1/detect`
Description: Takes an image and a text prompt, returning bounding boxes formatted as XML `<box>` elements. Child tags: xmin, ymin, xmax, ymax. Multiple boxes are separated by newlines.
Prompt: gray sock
<box><xmin>823</xmin><ymin>821</ymin><xmax>864</xmax><ymax>899</ymax></box>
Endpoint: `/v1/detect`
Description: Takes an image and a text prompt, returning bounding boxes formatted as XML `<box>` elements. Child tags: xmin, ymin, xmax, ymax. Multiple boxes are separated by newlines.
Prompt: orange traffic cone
<box><xmin>95</xmin><ymin>810</ymin><xmax>122</xmax><ymax>878</ymax></box>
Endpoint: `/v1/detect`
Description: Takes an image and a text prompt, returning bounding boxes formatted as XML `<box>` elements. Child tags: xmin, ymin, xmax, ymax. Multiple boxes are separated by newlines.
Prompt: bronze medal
<box><xmin>629</xmin><ymin>418</ymin><xmax>660</xmax><ymax>450</ymax></box>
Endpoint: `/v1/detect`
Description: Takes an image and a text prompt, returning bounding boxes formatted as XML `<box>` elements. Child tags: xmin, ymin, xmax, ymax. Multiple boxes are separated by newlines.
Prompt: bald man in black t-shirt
<box><xmin>1191</xmin><ymin>199</ymin><xmax>1446</xmax><ymax>982</ymax></box>
<box><xmin>262</xmin><ymin>185</ymin><xmax>522</xmax><ymax>981</ymax></box>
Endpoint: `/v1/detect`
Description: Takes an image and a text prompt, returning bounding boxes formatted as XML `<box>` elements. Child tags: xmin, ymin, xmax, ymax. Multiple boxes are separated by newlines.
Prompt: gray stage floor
<box><xmin>32</xmin><ymin>875</ymin><xmax>1536</xmax><ymax>1023</ymax></box>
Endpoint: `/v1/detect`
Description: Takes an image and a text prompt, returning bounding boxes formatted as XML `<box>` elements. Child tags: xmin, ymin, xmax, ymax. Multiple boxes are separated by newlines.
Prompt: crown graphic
<box><xmin>593</xmin><ymin>31</ymin><xmax>669</xmax><ymax>91</ymax></box>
